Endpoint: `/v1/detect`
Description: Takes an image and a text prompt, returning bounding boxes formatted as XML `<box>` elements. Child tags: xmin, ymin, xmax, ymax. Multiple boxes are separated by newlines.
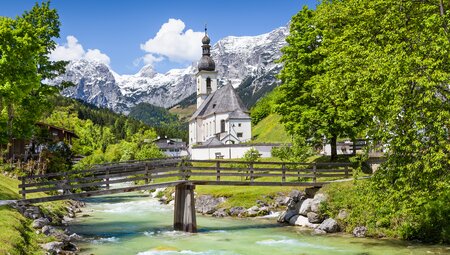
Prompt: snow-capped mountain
<box><xmin>54</xmin><ymin>26</ymin><xmax>288</xmax><ymax>113</ymax></box>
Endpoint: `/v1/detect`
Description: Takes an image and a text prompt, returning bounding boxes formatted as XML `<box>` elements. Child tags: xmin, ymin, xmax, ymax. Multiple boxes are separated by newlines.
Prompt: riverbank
<box><xmin>0</xmin><ymin>173</ymin><xmax>84</xmax><ymax>254</ymax></box>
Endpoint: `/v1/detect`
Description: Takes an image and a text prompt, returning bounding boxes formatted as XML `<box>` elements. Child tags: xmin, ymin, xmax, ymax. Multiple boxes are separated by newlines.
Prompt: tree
<box><xmin>278</xmin><ymin>0</ymin><xmax>450</xmax><ymax>242</ymax></box>
<box><xmin>0</xmin><ymin>2</ymin><xmax>67</xmax><ymax>147</ymax></box>
<box><xmin>276</xmin><ymin>6</ymin><xmax>366</xmax><ymax>160</ymax></box>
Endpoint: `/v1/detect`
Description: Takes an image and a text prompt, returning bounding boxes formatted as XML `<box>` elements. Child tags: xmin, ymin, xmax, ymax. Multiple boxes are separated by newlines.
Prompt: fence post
<box><xmin>63</xmin><ymin>172</ymin><xmax>70</xmax><ymax>195</ymax></box>
<box><xmin>282</xmin><ymin>163</ymin><xmax>286</xmax><ymax>183</ymax></box>
<box><xmin>21</xmin><ymin>177</ymin><xmax>26</xmax><ymax>199</ymax></box>
<box><xmin>181</xmin><ymin>159</ymin><xmax>186</xmax><ymax>180</ymax></box>
<box><xmin>345</xmin><ymin>165</ymin><xmax>349</xmax><ymax>178</ymax></box>
<box><xmin>250</xmin><ymin>163</ymin><xmax>254</xmax><ymax>183</ymax></box>
<box><xmin>313</xmin><ymin>163</ymin><xmax>317</xmax><ymax>183</ymax></box>
<box><xmin>145</xmin><ymin>164</ymin><xmax>149</xmax><ymax>184</ymax></box>
<box><xmin>216</xmin><ymin>161</ymin><xmax>220</xmax><ymax>182</ymax></box>
<box><xmin>105</xmin><ymin>168</ymin><xmax>110</xmax><ymax>190</ymax></box>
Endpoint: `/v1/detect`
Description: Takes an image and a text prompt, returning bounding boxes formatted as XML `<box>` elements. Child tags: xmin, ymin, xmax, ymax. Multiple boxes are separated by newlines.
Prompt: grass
<box><xmin>252</xmin><ymin>114</ymin><xmax>291</xmax><ymax>143</ymax></box>
<box><xmin>169</xmin><ymin>104</ymin><xmax>197</xmax><ymax>122</ymax></box>
<box><xmin>0</xmin><ymin>172</ymin><xmax>69</xmax><ymax>254</ymax></box>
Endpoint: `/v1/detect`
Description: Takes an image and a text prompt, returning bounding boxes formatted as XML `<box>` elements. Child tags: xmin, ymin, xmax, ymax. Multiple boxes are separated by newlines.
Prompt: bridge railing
<box><xmin>18</xmin><ymin>158</ymin><xmax>353</xmax><ymax>202</ymax></box>
<box><xmin>181</xmin><ymin>159</ymin><xmax>351</xmax><ymax>186</ymax></box>
<box><xmin>18</xmin><ymin>157</ymin><xmax>182</xmax><ymax>199</ymax></box>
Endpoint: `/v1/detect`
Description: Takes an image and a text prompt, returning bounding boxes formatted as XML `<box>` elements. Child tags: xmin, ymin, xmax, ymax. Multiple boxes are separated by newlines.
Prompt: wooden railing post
<box><xmin>105</xmin><ymin>168</ymin><xmax>110</xmax><ymax>190</ymax></box>
<box><xmin>21</xmin><ymin>177</ymin><xmax>26</xmax><ymax>199</ymax></box>
<box><xmin>313</xmin><ymin>163</ymin><xmax>317</xmax><ymax>183</ymax></box>
<box><xmin>249</xmin><ymin>163</ymin><xmax>254</xmax><ymax>183</ymax></box>
<box><xmin>181</xmin><ymin>159</ymin><xmax>186</xmax><ymax>180</ymax></box>
<box><xmin>63</xmin><ymin>172</ymin><xmax>70</xmax><ymax>195</ymax></box>
<box><xmin>345</xmin><ymin>165</ymin><xmax>349</xmax><ymax>178</ymax></box>
<box><xmin>216</xmin><ymin>161</ymin><xmax>220</xmax><ymax>181</ymax></box>
<box><xmin>145</xmin><ymin>164</ymin><xmax>149</xmax><ymax>184</ymax></box>
<box><xmin>282</xmin><ymin>163</ymin><xmax>286</xmax><ymax>183</ymax></box>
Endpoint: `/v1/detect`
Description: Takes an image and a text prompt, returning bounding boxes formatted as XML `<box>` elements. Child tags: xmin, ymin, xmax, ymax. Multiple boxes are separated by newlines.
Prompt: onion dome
<box><xmin>198</xmin><ymin>27</ymin><xmax>215</xmax><ymax>71</ymax></box>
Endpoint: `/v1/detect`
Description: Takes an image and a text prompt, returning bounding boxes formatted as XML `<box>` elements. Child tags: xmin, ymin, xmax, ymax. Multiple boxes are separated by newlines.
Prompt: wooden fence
<box><xmin>18</xmin><ymin>158</ymin><xmax>353</xmax><ymax>203</ymax></box>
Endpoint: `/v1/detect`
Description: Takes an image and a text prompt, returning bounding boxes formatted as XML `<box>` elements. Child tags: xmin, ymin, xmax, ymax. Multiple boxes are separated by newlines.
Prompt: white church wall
<box><xmin>229</xmin><ymin>119</ymin><xmax>251</xmax><ymax>142</ymax></box>
<box><xmin>191</xmin><ymin>144</ymin><xmax>275</xmax><ymax>160</ymax></box>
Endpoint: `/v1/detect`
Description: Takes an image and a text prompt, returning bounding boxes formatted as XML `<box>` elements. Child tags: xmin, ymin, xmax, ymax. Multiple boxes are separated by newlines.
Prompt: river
<box><xmin>69</xmin><ymin>192</ymin><xmax>448</xmax><ymax>255</ymax></box>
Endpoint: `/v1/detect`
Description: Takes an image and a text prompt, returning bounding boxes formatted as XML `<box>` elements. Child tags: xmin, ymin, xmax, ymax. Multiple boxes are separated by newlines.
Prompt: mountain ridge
<box><xmin>52</xmin><ymin>26</ymin><xmax>289</xmax><ymax>113</ymax></box>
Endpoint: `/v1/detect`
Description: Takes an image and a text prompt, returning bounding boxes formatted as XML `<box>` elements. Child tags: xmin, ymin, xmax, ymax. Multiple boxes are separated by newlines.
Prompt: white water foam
<box><xmin>97</xmin><ymin>199</ymin><xmax>171</xmax><ymax>214</ymax></box>
<box><xmin>256</xmin><ymin>238</ymin><xmax>334</xmax><ymax>250</ymax></box>
<box><xmin>91</xmin><ymin>237</ymin><xmax>120</xmax><ymax>244</ymax></box>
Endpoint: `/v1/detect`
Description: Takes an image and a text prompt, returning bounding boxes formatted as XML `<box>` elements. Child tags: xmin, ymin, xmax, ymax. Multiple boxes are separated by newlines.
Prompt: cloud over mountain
<box><xmin>139</xmin><ymin>19</ymin><xmax>204</xmax><ymax>65</ymax></box>
<box><xmin>49</xmin><ymin>36</ymin><xmax>111</xmax><ymax>66</ymax></box>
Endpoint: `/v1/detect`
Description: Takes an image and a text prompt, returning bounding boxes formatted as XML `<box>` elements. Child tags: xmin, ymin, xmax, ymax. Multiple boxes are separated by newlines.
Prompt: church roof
<box><xmin>190</xmin><ymin>84</ymin><xmax>250</xmax><ymax>121</ymax></box>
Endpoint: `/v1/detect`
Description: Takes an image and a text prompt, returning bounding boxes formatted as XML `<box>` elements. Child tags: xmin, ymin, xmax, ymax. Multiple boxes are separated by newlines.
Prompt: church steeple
<box><xmin>196</xmin><ymin>26</ymin><xmax>218</xmax><ymax>108</ymax></box>
<box><xmin>198</xmin><ymin>25</ymin><xmax>215</xmax><ymax>71</ymax></box>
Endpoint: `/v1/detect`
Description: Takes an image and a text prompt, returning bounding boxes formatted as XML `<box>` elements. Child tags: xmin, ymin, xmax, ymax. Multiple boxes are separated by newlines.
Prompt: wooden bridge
<box><xmin>18</xmin><ymin>157</ymin><xmax>354</xmax><ymax>232</ymax></box>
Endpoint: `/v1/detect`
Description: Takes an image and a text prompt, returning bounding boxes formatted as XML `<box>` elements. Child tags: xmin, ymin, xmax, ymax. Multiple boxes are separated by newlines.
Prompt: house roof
<box><xmin>36</xmin><ymin>122</ymin><xmax>79</xmax><ymax>139</ymax></box>
<box><xmin>190</xmin><ymin>84</ymin><xmax>250</xmax><ymax>121</ymax></box>
<box><xmin>154</xmin><ymin>138</ymin><xmax>187</xmax><ymax>150</ymax></box>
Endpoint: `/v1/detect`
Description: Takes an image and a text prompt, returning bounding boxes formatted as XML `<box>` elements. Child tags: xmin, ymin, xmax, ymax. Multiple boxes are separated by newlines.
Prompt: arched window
<box><xmin>206</xmin><ymin>77</ymin><xmax>212</xmax><ymax>93</ymax></box>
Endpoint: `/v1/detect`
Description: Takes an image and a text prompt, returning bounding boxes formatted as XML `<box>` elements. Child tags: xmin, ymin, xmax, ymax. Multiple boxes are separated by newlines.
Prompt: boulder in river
<box><xmin>307</xmin><ymin>212</ymin><xmax>323</xmax><ymax>224</ymax></box>
<box><xmin>310</xmin><ymin>193</ymin><xmax>327</xmax><ymax>213</ymax></box>
<box><xmin>317</xmin><ymin>218</ymin><xmax>340</xmax><ymax>233</ymax></box>
<box><xmin>32</xmin><ymin>217</ymin><xmax>50</xmax><ymax>229</ymax></box>
<box><xmin>196</xmin><ymin>195</ymin><xmax>226</xmax><ymax>214</ymax></box>
<box><xmin>298</xmin><ymin>198</ymin><xmax>313</xmax><ymax>216</ymax></box>
<box><xmin>229</xmin><ymin>207</ymin><xmax>246</xmax><ymax>217</ymax></box>
<box><xmin>353</xmin><ymin>226</ymin><xmax>368</xmax><ymax>237</ymax></box>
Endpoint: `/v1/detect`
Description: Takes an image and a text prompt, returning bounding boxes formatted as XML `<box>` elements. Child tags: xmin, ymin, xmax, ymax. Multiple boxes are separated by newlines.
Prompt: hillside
<box><xmin>252</xmin><ymin>114</ymin><xmax>290</xmax><ymax>143</ymax></box>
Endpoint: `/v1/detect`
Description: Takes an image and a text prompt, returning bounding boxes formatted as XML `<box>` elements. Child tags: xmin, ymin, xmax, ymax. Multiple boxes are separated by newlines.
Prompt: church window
<box><xmin>237</xmin><ymin>132</ymin><xmax>243</xmax><ymax>138</ymax></box>
<box><xmin>220</xmin><ymin>120</ymin><xmax>225</xmax><ymax>133</ymax></box>
<box><xmin>206</xmin><ymin>77</ymin><xmax>212</xmax><ymax>93</ymax></box>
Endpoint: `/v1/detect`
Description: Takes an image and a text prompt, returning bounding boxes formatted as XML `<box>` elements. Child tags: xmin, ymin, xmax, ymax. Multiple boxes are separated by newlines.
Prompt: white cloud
<box><xmin>140</xmin><ymin>19</ymin><xmax>204</xmax><ymax>65</ymax></box>
<box><xmin>49</xmin><ymin>35</ymin><xmax>111</xmax><ymax>66</ymax></box>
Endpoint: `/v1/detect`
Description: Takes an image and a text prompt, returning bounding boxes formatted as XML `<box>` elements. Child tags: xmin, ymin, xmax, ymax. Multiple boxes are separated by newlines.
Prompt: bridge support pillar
<box><xmin>173</xmin><ymin>183</ymin><xmax>197</xmax><ymax>233</ymax></box>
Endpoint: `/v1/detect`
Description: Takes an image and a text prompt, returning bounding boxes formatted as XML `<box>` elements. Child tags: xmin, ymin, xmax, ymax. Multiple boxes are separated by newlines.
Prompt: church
<box><xmin>189</xmin><ymin>31</ymin><xmax>252</xmax><ymax>148</ymax></box>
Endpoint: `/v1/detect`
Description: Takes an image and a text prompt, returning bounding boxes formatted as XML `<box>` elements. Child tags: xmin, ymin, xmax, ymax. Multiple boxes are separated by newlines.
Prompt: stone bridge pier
<box><xmin>173</xmin><ymin>183</ymin><xmax>197</xmax><ymax>233</ymax></box>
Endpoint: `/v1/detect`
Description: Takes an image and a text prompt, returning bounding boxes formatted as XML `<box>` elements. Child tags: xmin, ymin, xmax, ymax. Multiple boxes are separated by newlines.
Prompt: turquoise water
<box><xmin>69</xmin><ymin>193</ymin><xmax>449</xmax><ymax>255</ymax></box>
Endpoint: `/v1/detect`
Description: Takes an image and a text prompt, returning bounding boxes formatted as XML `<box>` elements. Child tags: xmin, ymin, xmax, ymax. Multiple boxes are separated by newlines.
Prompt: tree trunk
<box><xmin>330</xmin><ymin>135</ymin><xmax>337</xmax><ymax>161</ymax></box>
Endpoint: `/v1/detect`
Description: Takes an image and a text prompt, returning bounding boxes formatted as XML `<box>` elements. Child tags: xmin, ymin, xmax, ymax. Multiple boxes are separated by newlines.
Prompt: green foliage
<box><xmin>242</xmin><ymin>148</ymin><xmax>261</xmax><ymax>162</ymax></box>
<box><xmin>129</xmin><ymin>102</ymin><xmax>188</xmax><ymax>142</ymax></box>
<box><xmin>280</xmin><ymin>1</ymin><xmax>450</xmax><ymax>243</ymax></box>
<box><xmin>0</xmin><ymin>2</ymin><xmax>67</xmax><ymax>145</ymax></box>
<box><xmin>250</xmin><ymin>88</ymin><xmax>281</xmax><ymax>126</ymax></box>
<box><xmin>271</xmin><ymin>138</ymin><xmax>313</xmax><ymax>162</ymax></box>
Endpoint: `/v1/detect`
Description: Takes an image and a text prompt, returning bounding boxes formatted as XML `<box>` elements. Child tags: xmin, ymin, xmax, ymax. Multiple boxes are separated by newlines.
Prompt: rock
<box><xmin>32</xmin><ymin>217</ymin><xmax>50</xmax><ymax>229</ymax></box>
<box><xmin>318</xmin><ymin>218</ymin><xmax>340</xmax><ymax>233</ymax></box>
<box><xmin>289</xmin><ymin>215</ymin><xmax>299</xmax><ymax>225</ymax></box>
<box><xmin>246</xmin><ymin>209</ymin><xmax>259</xmax><ymax>217</ymax></box>
<box><xmin>307</xmin><ymin>212</ymin><xmax>323</xmax><ymax>224</ymax></box>
<box><xmin>168</xmin><ymin>200</ymin><xmax>175</xmax><ymax>206</ymax></box>
<box><xmin>298</xmin><ymin>198</ymin><xmax>313</xmax><ymax>216</ymax></box>
<box><xmin>229</xmin><ymin>207</ymin><xmax>246</xmax><ymax>217</ymax></box>
<box><xmin>289</xmin><ymin>190</ymin><xmax>306</xmax><ymax>202</ymax></box>
<box><xmin>294</xmin><ymin>215</ymin><xmax>320</xmax><ymax>228</ymax></box>
<box><xmin>283</xmin><ymin>210</ymin><xmax>298</xmax><ymax>222</ymax></box>
<box><xmin>41</xmin><ymin>241</ymin><xmax>64</xmax><ymax>253</ymax></box>
<box><xmin>68</xmin><ymin>212</ymin><xmax>75</xmax><ymax>218</ymax></box>
<box><xmin>273</xmin><ymin>196</ymin><xmax>290</xmax><ymax>208</ymax></box>
<box><xmin>277</xmin><ymin>211</ymin><xmax>287</xmax><ymax>223</ymax></box>
<box><xmin>24</xmin><ymin>206</ymin><xmax>41</xmax><ymax>219</ymax></box>
<box><xmin>68</xmin><ymin>233</ymin><xmax>82</xmax><ymax>242</ymax></box>
<box><xmin>313</xmin><ymin>229</ymin><xmax>327</xmax><ymax>235</ymax></box>
<box><xmin>305</xmin><ymin>187</ymin><xmax>320</xmax><ymax>198</ymax></box>
<box><xmin>212</xmin><ymin>208</ymin><xmax>228</xmax><ymax>217</ymax></box>
<box><xmin>311</xmin><ymin>193</ymin><xmax>327</xmax><ymax>213</ymax></box>
<box><xmin>353</xmin><ymin>226</ymin><xmax>367</xmax><ymax>237</ymax></box>
<box><xmin>337</xmin><ymin>209</ymin><xmax>348</xmax><ymax>220</ymax></box>
<box><xmin>293</xmin><ymin>215</ymin><xmax>309</xmax><ymax>226</ymax></box>
<box><xmin>249</xmin><ymin>206</ymin><xmax>259</xmax><ymax>211</ymax></box>
<box><xmin>258</xmin><ymin>206</ymin><xmax>270</xmax><ymax>216</ymax></box>
<box><xmin>195</xmin><ymin>195</ymin><xmax>226</xmax><ymax>214</ymax></box>
<box><xmin>42</xmin><ymin>225</ymin><xmax>57</xmax><ymax>236</ymax></box>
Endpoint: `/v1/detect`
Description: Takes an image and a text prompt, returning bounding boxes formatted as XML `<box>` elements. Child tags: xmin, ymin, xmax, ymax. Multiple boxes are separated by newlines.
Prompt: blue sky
<box><xmin>1</xmin><ymin>1</ymin><xmax>316</xmax><ymax>74</ymax></box>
